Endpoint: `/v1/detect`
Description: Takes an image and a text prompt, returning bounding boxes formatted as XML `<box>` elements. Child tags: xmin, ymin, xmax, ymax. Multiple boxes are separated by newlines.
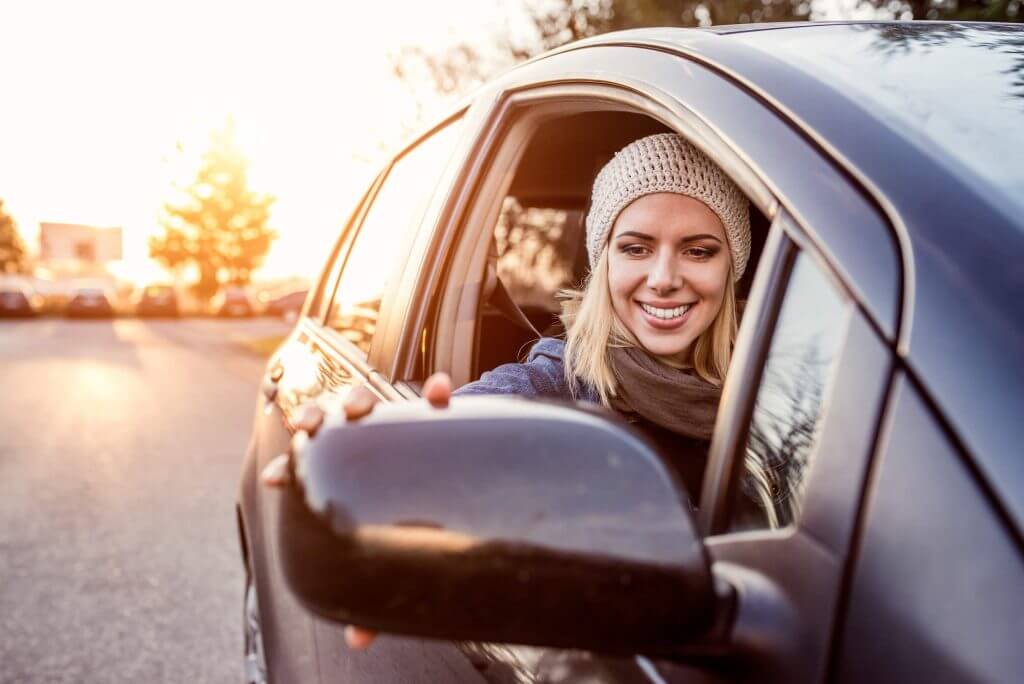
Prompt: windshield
<box><xmin>737</xmin><ymin>23</ymin><xmax>1024</xmax><ymax>212</ymax></box>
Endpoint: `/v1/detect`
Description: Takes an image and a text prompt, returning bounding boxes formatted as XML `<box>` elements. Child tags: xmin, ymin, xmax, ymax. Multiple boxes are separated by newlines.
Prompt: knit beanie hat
<box><xmin>585</xmin><ymin>133</ymin><xmax>751</xmax><ymax>280</ymax></box>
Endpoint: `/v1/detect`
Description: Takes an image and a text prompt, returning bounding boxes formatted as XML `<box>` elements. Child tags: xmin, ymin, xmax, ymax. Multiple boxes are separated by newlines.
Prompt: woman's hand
<box><xmin>260</xmin><ymin>371</ymin><xmax>454</xmax><ymax>649</ymax></box>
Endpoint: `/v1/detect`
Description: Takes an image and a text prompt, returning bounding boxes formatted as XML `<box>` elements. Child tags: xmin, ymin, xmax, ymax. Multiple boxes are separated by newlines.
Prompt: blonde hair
<box><xmin>560</xmin><ymin>247</ymin><xmax>738</xmax><ymax>407</ymax></box>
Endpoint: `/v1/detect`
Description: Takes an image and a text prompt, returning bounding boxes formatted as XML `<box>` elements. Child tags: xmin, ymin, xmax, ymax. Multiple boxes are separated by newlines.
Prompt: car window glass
<box><xmin>327</xmin><ymin>117</ymin><xmax>464</xmax><ymax>356</ymax></box>
<box><xmin>309</xmin><ymin>234</ymin><xmax>350</xmax><ymax>322</ymax></box>
<box><xmin>731</xmin><ymin>251</ymin><xmax>851</xmax><ymax>532</ymax></box>
<box><xmin>306</xmin><ymin>171</ymin><xmax>383</xmax><ymax>322</ymax></box>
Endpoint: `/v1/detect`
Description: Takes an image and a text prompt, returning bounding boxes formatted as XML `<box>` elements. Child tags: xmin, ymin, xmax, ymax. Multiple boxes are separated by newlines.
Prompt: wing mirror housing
<box><xmin>277</xmin><ymin>396</ymin><xmax>722</xmax><ymax>656</ymax></box>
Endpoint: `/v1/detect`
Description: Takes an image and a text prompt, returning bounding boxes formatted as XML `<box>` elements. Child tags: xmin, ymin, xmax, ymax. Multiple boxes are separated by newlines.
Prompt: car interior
<box><xmin>473</xmin><ymin>110</ymin><xmax>770</xmax><ymax>380</ymax></box>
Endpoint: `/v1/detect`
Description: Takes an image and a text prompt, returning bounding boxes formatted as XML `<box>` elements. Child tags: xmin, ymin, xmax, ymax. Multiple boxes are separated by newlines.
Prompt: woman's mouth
<box><xmin>638</xmin><ymin>301</ymin><xmax>692</xmax><ymax>330</ymax></box>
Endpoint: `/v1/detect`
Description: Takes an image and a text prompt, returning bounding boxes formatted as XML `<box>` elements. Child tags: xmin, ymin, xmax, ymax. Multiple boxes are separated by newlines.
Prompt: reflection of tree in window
<box><xmin>732</xmin><ymin>253</ymin><xmax>849</xmax><ymax>532</ymax></box>
<box><xmin>742</xmin><ymin>340</ymin><xmax>831</xmax><ymax>529</ymax></box>
<box><xmin>494</xmin><ymin>198</ymin><xmax>579</xmax><ymax>310</ymax></box>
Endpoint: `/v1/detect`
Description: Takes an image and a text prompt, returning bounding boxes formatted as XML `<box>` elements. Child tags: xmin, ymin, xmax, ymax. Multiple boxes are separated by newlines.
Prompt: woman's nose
<box><xmin>646</xmin><ymin>251</ymin><xmax>681</xmax><ymax>293</ymax></box>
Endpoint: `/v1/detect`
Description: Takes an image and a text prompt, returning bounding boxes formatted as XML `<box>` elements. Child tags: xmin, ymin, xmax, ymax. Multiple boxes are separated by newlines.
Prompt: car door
<box><xmin>831</xmin><ymin>377</ymin><xmax>1024</xmax><ymax>683</ymax></box>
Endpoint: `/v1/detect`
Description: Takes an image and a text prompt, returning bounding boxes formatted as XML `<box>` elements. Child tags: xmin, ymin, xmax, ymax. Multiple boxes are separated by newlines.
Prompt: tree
<box><xmin>150</xmin><ymin>119</ymin><xmax>276</xmax><ymax>300</ymax></box>
<box><xmin>0</xmin><ymin>199</ymin><xmax>29</xmax><ymax>274</ymax></box>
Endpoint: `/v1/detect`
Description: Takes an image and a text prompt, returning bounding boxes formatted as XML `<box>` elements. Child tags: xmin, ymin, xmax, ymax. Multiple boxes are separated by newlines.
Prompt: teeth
<box><xmin>640</xmin><ymin>303</ymin><xmax>690</xmax><ymax>320</ymax></box>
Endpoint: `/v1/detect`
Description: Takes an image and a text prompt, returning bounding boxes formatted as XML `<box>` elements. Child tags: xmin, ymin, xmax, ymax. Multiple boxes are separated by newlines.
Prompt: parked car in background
<box><xmin>0</xmin><ymin>279</ymin><xmax>41</xmax><ymax>317</ymax></box>
<box><xmin>263</xmin><ymin>290</ymin><xmax>309</xmax><ymax>323</ymax></box>
<box><xmin>135</xmin><ymin>285</ymin><xmax>179</xmax><ymax>317</ymax></box>
<box><xmin>66</xmin><ymin>287</ymin><xmax>115</xmax><ymax>318</ymax></box>
<box><xmin>237</xmin><ymin>21</ymin><xmax>1024</xmax><ymax>684</ymax></box>
<box><xmin>214</xmin><ymin>287</ymin><xmax>255</xmax><ymax>318</ymax></box>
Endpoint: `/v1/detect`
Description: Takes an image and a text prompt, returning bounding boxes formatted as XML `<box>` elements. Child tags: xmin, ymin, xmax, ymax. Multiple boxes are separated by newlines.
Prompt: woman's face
<box><xmin>607</xmin><ymin>192</ymin><xmax>731</xmax><ymax>360</ymax></box>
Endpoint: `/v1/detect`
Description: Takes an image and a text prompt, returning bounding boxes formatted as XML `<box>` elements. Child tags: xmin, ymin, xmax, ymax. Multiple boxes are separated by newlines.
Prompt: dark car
<box><xmin>0</xmin><ymin>281</ymin><xmax>39</xmax><ymax>317</ymax></box>
<box><xmin>264</xmin><ymin>289</ymin><xmax>309</xmax><ymax>322</ymax></box>
<box><xmin>66</xmin><ymin>287</ymin><xmax>115</xmax><ymax>318</ymax></box>
<box><xmin>237</xmin><ymin>22</ymin><xmax>1024</xmax><ymax>684</ymax></box>
<box><xmin>135</xmin><ymin>285</ymin><xmax>179</xmax><ymax>317</ymax></box>
<box><xmin>214</xmin><ymin>287</ymin><xmax>255</xmax><ymax>317</ymax></box>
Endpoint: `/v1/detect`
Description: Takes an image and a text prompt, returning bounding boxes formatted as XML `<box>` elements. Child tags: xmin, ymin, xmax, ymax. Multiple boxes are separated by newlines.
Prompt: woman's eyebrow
<box><xmin>615</xmin><ymin>231</ymin><xmax>654</xmax><ymax>240</ymax></box>
<box><xmin>615</xmin><ymin>231</ymin><xmax>723</xmax><ymax>243</ymax></box>
<box><xmin>680</xmin><ymin>233</ymin><xmax>723</xmax><ymax>244</ymax></box>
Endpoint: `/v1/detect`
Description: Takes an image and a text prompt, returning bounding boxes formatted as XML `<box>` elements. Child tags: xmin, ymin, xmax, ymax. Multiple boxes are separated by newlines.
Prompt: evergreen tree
<box><xmin>150</xmin><ymin>120</ymin><xmax>276</xmax><ymax>300</ymax></box>
<box><xmin>0</xmin><ymin>199</ymin><xmax>29</xmax><ymax>274</ymax></box>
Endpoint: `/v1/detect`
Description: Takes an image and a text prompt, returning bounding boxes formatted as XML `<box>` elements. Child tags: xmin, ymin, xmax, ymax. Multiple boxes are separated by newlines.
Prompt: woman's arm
<box><xmin>454</xmin><ymin>337</ymin><xmax>575</xmax><ymax>399</ymax></box>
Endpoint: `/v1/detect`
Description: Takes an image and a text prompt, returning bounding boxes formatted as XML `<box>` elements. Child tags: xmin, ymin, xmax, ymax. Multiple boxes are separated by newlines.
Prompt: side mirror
<box><xmin>278</xmin><ymin>396</ymin><xmax>719</xmax><ymax>656</ymax></box>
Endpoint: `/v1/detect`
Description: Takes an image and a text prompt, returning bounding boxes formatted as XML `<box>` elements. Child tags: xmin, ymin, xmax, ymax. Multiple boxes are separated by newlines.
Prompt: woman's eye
<box><xmin>621</xmin><ymin>244</ymin><xmax>649</xmax><ymax>257</ymax></box>
<box><xmin>684</xmin><ymin>247</ymin><xmax>717</xmax><ymax>260</ymax></box>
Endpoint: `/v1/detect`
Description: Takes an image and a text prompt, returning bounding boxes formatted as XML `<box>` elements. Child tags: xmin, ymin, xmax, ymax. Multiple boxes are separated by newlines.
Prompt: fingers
<box><xmin>260</xmin><ymin>453</ymin><xmax>291</xmax><ymax>487</ymax></box>
<box><xmin>261</xmin><ymin>404</ymin><xmax>324</xmax><ymax>489</ymax></box>
<box><xmin>423</xmin><ymin>372</ymin><xmax>452</xmax><ymax>408</ymax></box>
<box><xmin>345</xmin><ymin>626</ymin><xmax>377</xmax><ymax>650</ymax></box>
<box><xmin>261</xmin><ymin>384</ymin><xmax>378</xmax><ymax>490</ymax></box>
<box><xmin>344</xmin><ymin>385</ymin><xmax>379</xmax><ymax>421</ymax></box>
<box><xmin>293</xmin><ymin>403</ymin><xmax>325</xmax><ymax>434</ymax></box>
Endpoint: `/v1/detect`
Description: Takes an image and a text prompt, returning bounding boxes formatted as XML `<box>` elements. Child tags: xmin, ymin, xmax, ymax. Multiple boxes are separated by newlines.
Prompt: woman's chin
<box><xmin>634</xmin><ymin>332</ymin><xmax>693</xmax><ymax>359</ymax></box>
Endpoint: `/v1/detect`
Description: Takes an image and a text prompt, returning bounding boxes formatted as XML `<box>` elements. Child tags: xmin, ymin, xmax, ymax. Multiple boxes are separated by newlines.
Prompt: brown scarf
<box><xmin>608</xmin><ymin>346</ymin><xmax>722</xmax><ymax>441</ymax></box>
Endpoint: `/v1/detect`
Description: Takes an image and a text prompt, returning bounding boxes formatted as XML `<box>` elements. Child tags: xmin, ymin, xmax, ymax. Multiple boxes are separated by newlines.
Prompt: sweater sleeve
<box><xmin>453</xmin><ymin>338</ymin><xmax>571</xmax><ymax>399</ymax></box>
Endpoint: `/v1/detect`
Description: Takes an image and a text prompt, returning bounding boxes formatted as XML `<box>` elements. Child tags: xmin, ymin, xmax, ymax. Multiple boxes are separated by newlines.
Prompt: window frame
<box><xmin>390</xmin><ymin>44</ymin><xmax>905</xmax><ymax>391</ymax></box>
<box><xmin>414</xmin><ymin>82</ymin><xmax>777</xmax><ymax>389</ymax></box>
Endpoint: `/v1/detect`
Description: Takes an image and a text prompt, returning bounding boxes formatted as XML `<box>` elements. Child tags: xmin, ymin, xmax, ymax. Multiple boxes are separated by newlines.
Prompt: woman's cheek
<box><xmin>691</xmin><ymin>259</ymin><xmax>730</xmax><ymax>299</ymax></box>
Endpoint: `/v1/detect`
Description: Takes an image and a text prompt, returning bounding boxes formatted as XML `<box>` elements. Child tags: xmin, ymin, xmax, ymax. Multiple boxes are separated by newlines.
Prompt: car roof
<box><xmin>562</xmin><ymin>22</ymin><xmax>1024</xmax><ymax>216</ymax></box>
<box><xmin>531</xmin><ymin>22</ymin><xmax>1024</xmax><ymax>527</ymax></box>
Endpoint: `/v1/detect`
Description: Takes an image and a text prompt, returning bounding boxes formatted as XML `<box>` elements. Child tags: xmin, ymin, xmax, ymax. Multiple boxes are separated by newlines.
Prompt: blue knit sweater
<box><xmin>453</xmin><ymin>337</ymin><xmax>599</xmax><ymax>403</ymax></box>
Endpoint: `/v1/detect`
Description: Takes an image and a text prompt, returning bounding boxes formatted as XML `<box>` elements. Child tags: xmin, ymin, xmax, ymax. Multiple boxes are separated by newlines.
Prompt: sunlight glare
<box><xmin>0</xmin><ymin>0</ymin><xmax>502</xmax><ymax>285</ymax></box>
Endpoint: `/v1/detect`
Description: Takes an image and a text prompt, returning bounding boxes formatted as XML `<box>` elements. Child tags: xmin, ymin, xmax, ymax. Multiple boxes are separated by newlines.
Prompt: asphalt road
<box><xmin>0</xmin><ymin>318</ymin><xmax>288</xmax><ymax>683</ymax></box>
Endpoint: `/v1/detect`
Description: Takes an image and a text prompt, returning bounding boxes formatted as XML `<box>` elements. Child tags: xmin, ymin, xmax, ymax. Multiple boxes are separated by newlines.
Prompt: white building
<box><xmin>39</xmin><ymin>222</ymin><xmax>122</xmax><ymax>263</ymax></box>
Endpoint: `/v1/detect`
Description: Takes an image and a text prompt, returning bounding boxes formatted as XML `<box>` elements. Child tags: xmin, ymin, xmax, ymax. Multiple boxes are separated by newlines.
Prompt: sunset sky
<box><xmin>0</xmin><ymin>0</ymin><xmax>502</xmax><ymax>284</ymax></box>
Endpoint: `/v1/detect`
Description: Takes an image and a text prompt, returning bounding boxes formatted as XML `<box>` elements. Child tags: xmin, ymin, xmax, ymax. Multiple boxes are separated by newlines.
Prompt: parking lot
<box><xmin>0</xmin><ymin>318</ymin><xmax>288</xmax><ymax>683</ymax></box>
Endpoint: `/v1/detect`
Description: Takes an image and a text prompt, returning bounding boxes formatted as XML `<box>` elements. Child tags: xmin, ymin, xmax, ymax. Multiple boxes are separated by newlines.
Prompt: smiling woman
<box><xmin>608</xmin><ymin>195</ymin><xmax>733</xmax><ymax>364</ymax></box>
<box><xmin>559</xmin><ymin>133</ymin><xmax>750</xmax><ymax>408</ymax></box>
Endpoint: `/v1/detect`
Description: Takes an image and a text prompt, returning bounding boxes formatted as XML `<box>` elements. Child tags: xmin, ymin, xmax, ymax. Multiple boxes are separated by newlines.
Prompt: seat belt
<box><xmin>482</xmin><ymin>238</ymin><xmax>541</xmax><ymax>339</ymax></box>
<box><xmin>489</xmin><ymin>275</ymin><xmax>541</xmax><ymax>339</ymax></box>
